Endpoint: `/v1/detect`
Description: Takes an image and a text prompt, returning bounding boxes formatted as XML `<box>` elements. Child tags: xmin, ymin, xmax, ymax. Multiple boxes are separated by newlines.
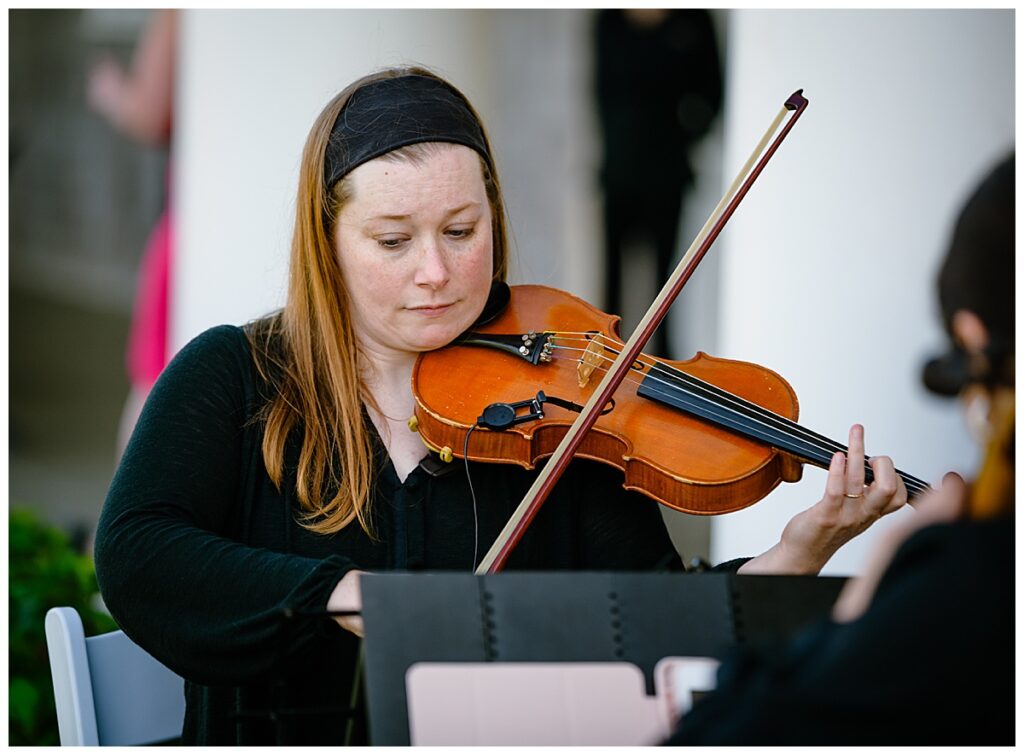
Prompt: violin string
<box><xmin>576</xmin><ymin>338</ymin><xmax>931</xmax><ymax>499</ymax></box>
<box><xmin>547</xmin><ymin>340</ymin><xmax>847</xmax><ymax>469</ymax></box>
<box><xmin>544</xmin><ymin>333</ymin><xmax>930</xmax><ymax>497</ymax></box>
<box><xmin>551</xmin><ymin>331</ymin><xmax>867</xmax><ymax>462</ymax></box>
<box><xmin>546</xmin><ymin>344</ymin><xmax>929</xmax><ymax>499</ymax></box>
<box><xmin>557</xmin><ymin>338</ymin><xmax>930</xmax><ymax>499</ymax></box>
<box><xmin>545</xmin><ymin>340</ymin><xmax>831</xmax><ymax>460</ymax></box>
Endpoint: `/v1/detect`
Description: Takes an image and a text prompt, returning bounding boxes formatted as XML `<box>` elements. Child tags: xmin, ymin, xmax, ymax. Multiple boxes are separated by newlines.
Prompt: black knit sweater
<box><xmin>95</xmin><ymin>325</ymin><xmax>685</xmax><ymax>744</ymax></box>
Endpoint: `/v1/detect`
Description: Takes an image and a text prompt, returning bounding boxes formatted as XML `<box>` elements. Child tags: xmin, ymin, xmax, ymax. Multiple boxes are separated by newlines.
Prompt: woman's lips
<box><xmin>408</xmin><ymin>302</ymin><xmax>456</xmax><ymax>317</ymax></box>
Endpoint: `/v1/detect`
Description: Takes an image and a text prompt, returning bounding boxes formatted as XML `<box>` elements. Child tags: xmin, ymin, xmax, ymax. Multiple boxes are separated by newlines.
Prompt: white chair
<box><xmin>45</xmin><ymin>606</ymin><xmax>185</xmax><ymax>745</ymax></box>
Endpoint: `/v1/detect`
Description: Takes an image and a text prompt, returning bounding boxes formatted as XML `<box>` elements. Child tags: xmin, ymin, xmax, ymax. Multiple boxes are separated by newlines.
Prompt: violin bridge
<box><xmin>577</xmin><ymin>338</ymin><xmax>604</xmax><ymax>388</ymax></box>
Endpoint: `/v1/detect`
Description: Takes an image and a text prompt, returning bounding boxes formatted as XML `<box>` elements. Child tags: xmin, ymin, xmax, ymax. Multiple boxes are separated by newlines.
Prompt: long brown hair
<box><xmin>248</xmin><ymin>66</ymin><xmax>509</xmax><ymax>536</ymax></box>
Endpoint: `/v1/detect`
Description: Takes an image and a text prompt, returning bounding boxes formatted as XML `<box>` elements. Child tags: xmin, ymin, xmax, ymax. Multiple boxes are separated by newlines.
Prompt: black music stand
<box><xmin>360</xmin><ymin>572</ymin><xmax>845</xmax><ymax>745</ymax></box>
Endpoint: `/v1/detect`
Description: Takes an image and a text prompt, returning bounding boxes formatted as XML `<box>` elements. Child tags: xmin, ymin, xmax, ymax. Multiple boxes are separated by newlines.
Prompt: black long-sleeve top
<box><xmin>95</xmin><ymin>325</ymin><xmax>686</xmax><ymax>745</ymax></box>
<box><xmin>666</xmin><ymin>517</ymin><xmax>1014</xmax><ymax>745</ymax></box>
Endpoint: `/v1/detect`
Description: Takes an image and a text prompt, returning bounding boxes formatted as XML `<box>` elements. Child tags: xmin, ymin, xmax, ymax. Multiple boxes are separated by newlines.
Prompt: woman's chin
<box><xmin>408</xmin><ymin>325</ymin><xmax>466</xmax><ymax>353</ymax></box>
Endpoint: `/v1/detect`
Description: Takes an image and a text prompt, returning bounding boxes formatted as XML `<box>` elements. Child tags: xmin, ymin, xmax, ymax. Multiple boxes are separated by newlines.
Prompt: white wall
<box><xmin>711</xmin><ymin>9</ymin><xmax>1014</xmax><ymax>574</ymax></box>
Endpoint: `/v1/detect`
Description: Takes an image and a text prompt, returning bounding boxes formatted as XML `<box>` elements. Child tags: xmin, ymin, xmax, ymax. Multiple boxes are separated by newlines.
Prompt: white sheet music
<box><xmin>405</xmin><ymin>658</ymin><xmax>719</xmax><ymax>746</ymax></box>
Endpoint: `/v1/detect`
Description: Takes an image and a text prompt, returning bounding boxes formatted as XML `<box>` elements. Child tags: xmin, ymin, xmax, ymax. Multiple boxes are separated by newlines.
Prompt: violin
<box><xmin>412</xmin><ymin>284</ymin><xmax>930</xmax><ymax>517</ymax></box>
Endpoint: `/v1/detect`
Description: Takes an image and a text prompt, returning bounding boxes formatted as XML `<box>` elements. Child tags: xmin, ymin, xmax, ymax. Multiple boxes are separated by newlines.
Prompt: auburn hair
<box><xmin>247</xmin><ymin>67</ymin><xmax>509</xmax><ymax>536</ymax></box>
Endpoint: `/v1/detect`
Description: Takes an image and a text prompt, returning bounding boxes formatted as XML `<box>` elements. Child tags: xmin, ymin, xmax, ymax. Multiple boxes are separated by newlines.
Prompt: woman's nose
<box><xmin>414</xmin><ymin>238</ymin><xmax>451</xmax><ymax>288</ymax></box>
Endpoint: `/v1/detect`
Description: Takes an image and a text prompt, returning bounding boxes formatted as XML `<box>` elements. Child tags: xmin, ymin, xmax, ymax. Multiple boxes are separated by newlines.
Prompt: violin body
<box><xmin>413</xmin><ymin>285</ymin><xmax>804</xmax><ymax>515</ymax></box>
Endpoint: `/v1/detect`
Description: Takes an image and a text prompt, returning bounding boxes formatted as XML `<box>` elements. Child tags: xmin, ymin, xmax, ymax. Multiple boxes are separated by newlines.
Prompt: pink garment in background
<box><xmin>126</xmin><ymin>206</ymin><xmax>172</xmax><ymax>388</ymax></box>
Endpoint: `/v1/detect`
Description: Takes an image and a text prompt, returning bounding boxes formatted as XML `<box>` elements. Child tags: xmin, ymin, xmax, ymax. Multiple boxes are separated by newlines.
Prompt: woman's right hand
<box><xmin>327</xmin><ymin>570</ymin><xmax>368</xmax><ymax>637</ymax></box>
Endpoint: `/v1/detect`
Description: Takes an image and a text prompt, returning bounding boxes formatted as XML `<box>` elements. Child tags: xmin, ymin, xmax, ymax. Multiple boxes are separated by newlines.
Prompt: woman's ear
<box><xmin>951</xmin><ymin>309</ymin><xmax>989</xmax><ymax>355</ymax></box>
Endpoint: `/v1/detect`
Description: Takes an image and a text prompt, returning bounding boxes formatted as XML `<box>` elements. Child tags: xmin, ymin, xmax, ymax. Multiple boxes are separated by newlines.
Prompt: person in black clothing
<box><xmin>666</xmin><ymin>155</ymin><xmax>1015</xmax><ymax>745</ymax></box>
<box><xmin>595</xmin><ymin>9</ymin><xmax>722</xmax><ymax>358</ymax></box>
<box><xmin>95</xmin><ymin>66</ymin><xmax>908</xmax><ymax>745</ymax></box>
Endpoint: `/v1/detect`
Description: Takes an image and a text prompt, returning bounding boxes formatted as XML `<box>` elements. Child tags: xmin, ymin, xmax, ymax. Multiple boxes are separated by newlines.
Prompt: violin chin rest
<box><xmin>470</xmin><ymin>282</ymin><xmax>511</xmax><ymax>328</ymax></box>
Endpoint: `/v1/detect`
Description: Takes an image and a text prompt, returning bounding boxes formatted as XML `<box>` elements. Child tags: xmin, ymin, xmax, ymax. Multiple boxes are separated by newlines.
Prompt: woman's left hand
<box><xmin>739</xmin><ymin>424</ymin><xmax>908</xmax><ymax>575</ymax></box>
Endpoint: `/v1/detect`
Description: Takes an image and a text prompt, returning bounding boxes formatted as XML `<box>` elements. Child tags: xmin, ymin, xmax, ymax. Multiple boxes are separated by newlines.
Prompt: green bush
<box><xmin>9</xmin><ymin>509</ymin><xmax>117</xmax><ymax>746</ymax></box>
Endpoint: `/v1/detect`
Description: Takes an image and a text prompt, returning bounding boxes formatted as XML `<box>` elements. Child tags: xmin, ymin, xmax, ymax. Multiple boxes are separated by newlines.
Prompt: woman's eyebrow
<box><xmin>363</xmin><ymin>202</ymin><xmax>481</xmax><ymax>223</ymax></box>
<box><xmin>443</xmin><ymin>201</ymin><xmax>481</xmax><ymax>217</ymax></box>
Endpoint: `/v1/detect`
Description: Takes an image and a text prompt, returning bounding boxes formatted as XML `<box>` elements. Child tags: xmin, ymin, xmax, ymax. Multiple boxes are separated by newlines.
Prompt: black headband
<box><xmin>323</xmin><ymin>74</ymin><xmax>492</xmax><ymax>189</ymax></box>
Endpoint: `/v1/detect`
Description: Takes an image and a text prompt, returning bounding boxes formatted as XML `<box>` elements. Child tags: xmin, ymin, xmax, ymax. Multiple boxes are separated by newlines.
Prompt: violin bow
<box><xmin>476</xmin><ymin>90</ymin><xmax>810</xmax><ymax>575</ymax></box>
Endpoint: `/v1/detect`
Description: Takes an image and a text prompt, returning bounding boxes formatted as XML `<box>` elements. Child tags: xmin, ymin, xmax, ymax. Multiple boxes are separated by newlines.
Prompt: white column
<box><xmin>711</xmin><ymin>9</ymin><xmax>1013</xmax><ymax>574</ymax></box>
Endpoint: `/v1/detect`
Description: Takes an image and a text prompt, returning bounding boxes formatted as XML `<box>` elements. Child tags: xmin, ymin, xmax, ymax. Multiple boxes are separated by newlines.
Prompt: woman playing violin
<box><xmin>95</xmin><ymin>67</ymin><xmax>907</xmax><ymax>745</ymax></box>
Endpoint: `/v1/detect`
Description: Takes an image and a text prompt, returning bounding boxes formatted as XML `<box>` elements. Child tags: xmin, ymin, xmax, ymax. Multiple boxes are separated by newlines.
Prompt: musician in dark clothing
<box><xmin>667</xmin><ymin>155</ymin><xmax>1015</xmax><ymax>746</ymax></box>
<box><xmin>95</xmin><ymin>66</ymin><xmax>908</xmax><ymax>745</ymax></box>
<box><xmin>595</xmin><ymin>9</ymin><xmax>723</xmax><ymax>358</ymax></box>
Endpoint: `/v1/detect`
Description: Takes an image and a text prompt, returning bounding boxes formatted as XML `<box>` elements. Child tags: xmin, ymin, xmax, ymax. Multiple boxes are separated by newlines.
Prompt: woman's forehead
<box><xmin>344</xmin><ymin>144</ymin><xmax>487</xmax><ymax>215</ymax></box>
<box><xmin>354</xmin><ymin>141</ymin><xmax>481</xmax><ymax>178</ymax></box>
